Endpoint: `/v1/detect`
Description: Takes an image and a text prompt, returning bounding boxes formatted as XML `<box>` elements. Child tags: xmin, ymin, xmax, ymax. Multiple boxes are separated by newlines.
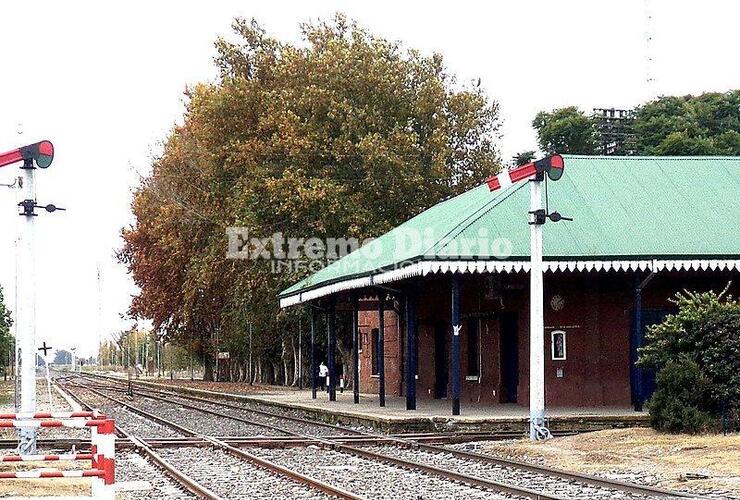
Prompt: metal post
<box><xmin>298</xmin><ymin>318</ymin><xmax>303</xmax><ymax>390</ymax></box>
<box><xmin>529</xmin><ymin>177</ymin><xmax>548</xmax><ymax>440</ymax></box>
<box><xmin>352</xmin><ymin>295</ymin><xmax>360</xmax><ymax>404</ymax></box>
<box><xmin>405</xmin><ymin>287</ymin><xmax>417</xmax><ymax>410</ymax></box>
<box><xmin>378</xmin><ymin>295</ymin><xmax>385</xmax><ymax>407</ymax></box>
<box><xmin>632</xmin><ymin>271</ymin><xmax>655</xmax><ymax>411</ymax></box>
<box><xmin>310</xmin><ymin>310</ymin><xmax>317</xmax><ymax>399</ymax></box>
<box><xmin>17</xmin><ymin>159</ymin><xmax>37</xmax><ymax>454</ymax></box>
<box><xmin>327</xmin><ymin>301</ymin><xmax>337</xmax><ymax>402</ymax></box>
<box><xmin>126</xmin><ymin>336</ymin><xmax>132</xmax><ymax>396</ymax></box>
<box><xmin>633</xmin><ymin>276</ymin><xmax>643</xmax><ymax>411</ymax></box>
<box><xmin>451</xmin><ymin>275</ymin><xmax>461</xmax><ymax>416</ymax></box>
<box><xmin>248</xmin><ymin>323</ymin><xmax>253</xmax><ymax>385</ymax></box>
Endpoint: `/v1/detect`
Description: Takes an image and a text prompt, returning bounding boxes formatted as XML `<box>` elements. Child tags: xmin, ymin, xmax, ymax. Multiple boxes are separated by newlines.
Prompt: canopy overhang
<box><xmin>279</xmin><ymin>258</ymin><xmax>740</xmax><ymax>307</ymax></box>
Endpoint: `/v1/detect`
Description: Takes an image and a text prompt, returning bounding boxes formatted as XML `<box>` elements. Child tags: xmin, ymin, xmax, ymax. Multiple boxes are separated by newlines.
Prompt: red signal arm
<box><xmin>0</xmin><ymin>141</ymin><xmax>54</xmax><ymax>169</ymax></box>
<box><xmin>0</xmin><ymin>148</ymin><xmax>24</xmax><ymax>169</ymax></box>
<box><xmin>486</xmin><ymin>154</ymin><xmax>564</xmax><ymax>191</ymax></box>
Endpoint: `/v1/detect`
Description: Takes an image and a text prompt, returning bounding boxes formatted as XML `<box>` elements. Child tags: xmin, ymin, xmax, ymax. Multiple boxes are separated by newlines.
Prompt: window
<box><xmin>551</xmin><ymin>330</ymin><xmax>566</xmax><ymax>361</ymax></box>
<box><xmin>466</xmin><ymin>319</ymin><xmax>480</xmax><ymax>377</ymax></box>
<box><xmin>371</xmin><ymin>328</ymin><xmax>380</xmax><ymax>375</ymax></box>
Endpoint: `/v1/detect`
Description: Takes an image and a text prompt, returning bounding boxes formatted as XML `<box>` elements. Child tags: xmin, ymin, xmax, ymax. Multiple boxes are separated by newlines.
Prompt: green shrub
<box><xmin>638</xmin><ymin>285</ymin><xmax>740</xmax><ymax>432</ymax></box>
<box><xmin>647</xmin><ymin>357</ymin><xmax>714</xmax><ymax>433</ymax></box>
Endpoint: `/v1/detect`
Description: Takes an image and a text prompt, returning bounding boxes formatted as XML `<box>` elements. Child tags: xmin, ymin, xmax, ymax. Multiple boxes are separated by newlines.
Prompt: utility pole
<box><xmin>38</xmin><ymin>342</ymin><xmax>53</xmax><ymax>409</ymax></box>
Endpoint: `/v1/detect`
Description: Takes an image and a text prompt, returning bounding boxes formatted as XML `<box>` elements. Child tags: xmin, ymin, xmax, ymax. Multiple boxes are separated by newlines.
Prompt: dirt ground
<box><xmin>134</xmin><ymin>377</ymin><xmax>287</xmax><ymax>394</ymax></box>
<box><xmin>474</xmin><ymin>427</ymin><xmax>740</xmax><ymax>497</ymax></box>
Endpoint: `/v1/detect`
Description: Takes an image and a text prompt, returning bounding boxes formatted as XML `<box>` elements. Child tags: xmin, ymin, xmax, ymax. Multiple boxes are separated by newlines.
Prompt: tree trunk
<box><xmin>281</xmin><ymin>340</ymin><xmax>289</xmax><ymax>386</ymax></box>
<box><xmin>290</xmin><ymin>336</ymin><xmax>298</xmax><ymax>386</ymax></box>
<box><xmin>203</xmin><ymin>353</ymin><xmax>214</xmax><ymax>381</ymax></box>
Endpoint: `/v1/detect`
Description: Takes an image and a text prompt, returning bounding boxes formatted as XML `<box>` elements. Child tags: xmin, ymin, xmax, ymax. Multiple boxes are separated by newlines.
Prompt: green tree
<box><xmin>638</xmin><ymin>287</ymin><xmax>740</xmax><ymax>432</ymax></box>
<box><xmin>532</xmin><ymin>106</ymin><xmax>597</xmax><ymax>155</ymax></box>
<box><xmin>633</xmin><ymin>91</ymin><xmax>740</xmax><ymax>155</ymax></box>
<box><xmin>121</xmin><ymin>15</ymin><xmax>502</xmax><ymax>381</ymax></box>
<box><xmin>0</xmin><ymin>286</ymin><xmax>12</xmax><ymax>374</ymax></box>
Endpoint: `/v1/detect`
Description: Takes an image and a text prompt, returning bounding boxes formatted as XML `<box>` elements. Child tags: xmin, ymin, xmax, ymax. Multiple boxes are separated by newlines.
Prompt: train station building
<box><xmin>279</xmin><ymin>156</ymin><xmax>740</xmax><ymax>416</ymax></box>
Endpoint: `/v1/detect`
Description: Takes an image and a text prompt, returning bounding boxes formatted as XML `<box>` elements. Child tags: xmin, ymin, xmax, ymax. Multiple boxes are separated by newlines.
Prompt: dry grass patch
<box><xmin>478</xmin><ymin>428</ymin><xmax>740</xmax><ymax>495</ymax></box>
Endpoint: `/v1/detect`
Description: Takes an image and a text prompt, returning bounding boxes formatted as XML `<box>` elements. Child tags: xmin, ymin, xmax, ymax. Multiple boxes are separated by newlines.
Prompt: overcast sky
<box><xmin>1</xmin><ymin>0</ymin><xmax>738</xmax><ymax>356</ymax></box>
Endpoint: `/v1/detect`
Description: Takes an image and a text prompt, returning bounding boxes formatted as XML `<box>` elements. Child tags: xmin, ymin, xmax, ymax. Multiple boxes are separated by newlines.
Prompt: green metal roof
<box><xmin>280</xmin><ymin>156</ymin><xmax>740</xmax><ymax>299</ymax></box>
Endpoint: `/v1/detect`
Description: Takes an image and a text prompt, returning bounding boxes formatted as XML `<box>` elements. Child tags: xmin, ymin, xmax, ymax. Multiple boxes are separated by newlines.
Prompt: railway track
<box><xmin>60</xmin><ymin>377</ymin><xmax>356</xmax><ymax>499</ymax></box>
<box><xmin>54</xmin><ymin>372</ymin><xmax>694</xmax><ymax>500</ymax></box>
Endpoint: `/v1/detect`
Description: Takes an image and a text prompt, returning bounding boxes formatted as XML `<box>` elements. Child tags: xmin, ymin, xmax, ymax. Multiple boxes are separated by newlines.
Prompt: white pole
<box><xmin>44</xmin><ymin>358</ymin><xmax>53</xmax><ymax>409</ymax></box>
<box><xmin>17</xmin><ymin>160</ymin><xmax>37</xmax><ymax>454</ymax></box>
<box><xmin>529</xmin><ymin>178</ymin><xmax>549</xmax><ymax>440</ymax></box>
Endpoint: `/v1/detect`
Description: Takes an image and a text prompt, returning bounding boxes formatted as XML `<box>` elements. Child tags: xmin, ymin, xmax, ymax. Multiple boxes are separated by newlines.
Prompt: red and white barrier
<box><xmin>0</xmin><ymin>411</ymin><xmax>115</xmax><ymax>499</ymax></box>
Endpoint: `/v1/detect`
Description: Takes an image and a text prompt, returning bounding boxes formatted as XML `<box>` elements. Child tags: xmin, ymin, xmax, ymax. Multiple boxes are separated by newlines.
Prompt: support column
<box><xmin>405</xmin><ymin>286</ymin><xmax>417</xmax><ymax>411</ymax></box>
<box><xmin>378</xmin><ymin>295</ymin><xmax>386</xmax><ymax>407</ymax></box>
<box><xmin>298</xmin><ymin>318</ymin><xmax>303</xmax><ymax>390</ymax></box>
<box><xmin>451</xmin><ymin>275</ymin><xmax>461</xmax><ymax>416</ymax></box>
<box><xmin>632</xmin><ymin>278</ymin><xmax>644</xmax><ymax>411</ymax></box>
<box><xmin>17</xmin><ymin>159</ymin><xmax>37</xmax><ymax>454</ymax></box>
<box><xmin>327</xmin><ymin>300</ymin><xmax>337</xmax><ymax>402</ymax></box>
<box><xmin>310</xmin><ymin>309</ymin><xmax>317</xmax><ymax>399</ymax></box>
<box><xmin>352</xmin><ymin>295</ymin><xmax>360</xmax><ymax>404</ymax></box>
<box><xmin>529</xmin><ymin>177</ymin><xmax>548</xmax><ymax>439</ymax></box>
<box><xmin>632</xmin><ymin>271</ymin><xmax>655</xmax><ymax>411</ymax></box>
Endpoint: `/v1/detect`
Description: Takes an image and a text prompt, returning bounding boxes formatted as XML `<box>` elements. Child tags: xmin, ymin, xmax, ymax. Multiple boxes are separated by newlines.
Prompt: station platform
<box><xmin>124</xmin><ymin>376</ymin><xmax>649</xmax><ymax>433</ymax></box>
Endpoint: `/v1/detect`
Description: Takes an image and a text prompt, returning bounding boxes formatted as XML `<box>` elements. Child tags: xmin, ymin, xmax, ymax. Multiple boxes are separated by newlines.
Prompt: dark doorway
<box><xmin>499</xmin><ymin>313</ymin><xmax>519</xmax><ymax>403</ymax></box>
<box><xmin>433</xmin><ymin>321</ymin><xmax>448</xmax><ymax>399</ymax></box>
<box><xmin>631</xmin><ymin>308</ymin><xmax>671</xmax><ymax>407</ymax></box>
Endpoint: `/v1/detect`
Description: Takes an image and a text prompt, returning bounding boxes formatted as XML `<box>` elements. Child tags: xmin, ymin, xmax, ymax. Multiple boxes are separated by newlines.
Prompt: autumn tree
<box><xmin>121</xmin><ymin>15</ymin><xmax>502</xmax><ymax>382</ymax></box>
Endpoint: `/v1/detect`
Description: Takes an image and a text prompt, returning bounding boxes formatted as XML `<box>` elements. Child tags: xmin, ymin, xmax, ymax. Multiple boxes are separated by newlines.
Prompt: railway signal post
<box><xmin>0</xmin><ymin>140</ymin><xmax>60</xmax><ymax>453</ymax></box>
<box><xmin>488</xmin><ymin>154</ymin><xmax>566</xmax><ymax>440</ymax></box>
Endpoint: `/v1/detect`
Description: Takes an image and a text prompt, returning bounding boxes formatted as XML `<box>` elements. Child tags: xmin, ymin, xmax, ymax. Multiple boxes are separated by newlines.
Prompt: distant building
<box><xmin>593</xmin><ymin>108</ymin><xmax>635</xmax><ymax>155</ymax></box>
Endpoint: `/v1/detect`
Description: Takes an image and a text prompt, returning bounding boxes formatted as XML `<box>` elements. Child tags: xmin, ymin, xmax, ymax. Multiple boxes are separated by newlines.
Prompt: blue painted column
<box><xmin>451</xmin><ymin>275</ymin><xmax>461</xmax><ymax>416</ymax></box>
<box><xmin>405</xmin><ymin>287</ymin><xmax>417</xmax><ymax>410</ymax></box>
<box><xmin>310</xmin><ymin>309</ymin><xmax>317</xmax><ymax>399</ymax></box>
<box><xmin>352</xmin><ymin>295</ymin><xmax>360</xmax><ymax>404</ymax></box>
<box><xmin>633</xmin><ymin>275</ymin><xmax>644</xmax><ymax>411</ymax></box>
<box><xmin>327</xmin><ymin>299</ymin><xmax>337</xmax><ymax>402</ymax></box>
<box><xmin>378</xmin><ymin>295</ymin><xmax>386</xmax><ymax>407</ymax></box>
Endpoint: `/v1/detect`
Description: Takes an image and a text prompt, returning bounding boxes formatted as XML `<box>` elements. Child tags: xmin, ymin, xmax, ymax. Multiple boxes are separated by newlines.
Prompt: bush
<box><xmin>638</xmin><ymin>285</ymin><xmax>740</xmax><ymax>432</ymax></box>
<box><xmin>647</xmin><ymin>357</ymin><xmax>714</xmax><ymax>433</ymax></box>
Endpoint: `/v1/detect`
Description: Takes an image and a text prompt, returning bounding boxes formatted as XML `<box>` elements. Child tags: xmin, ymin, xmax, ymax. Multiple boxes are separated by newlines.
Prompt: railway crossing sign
<box><xmin>37</xmin><ymin>341</ymin><xmax>52</xmax><ymax>357</ymax></box>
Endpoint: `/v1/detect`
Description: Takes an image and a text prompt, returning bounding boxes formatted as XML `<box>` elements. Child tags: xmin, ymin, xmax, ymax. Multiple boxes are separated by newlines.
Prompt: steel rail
<box><xmin>61</xmin><ymin>382</ymin><xmax>223</xmax><ymax>500</ymax></box>
<box><xmin>75</xmin><ymin>372</ymin><xmax>692</xmax><ymax>499</ymax></box>
<box><xmin>61</xmin><ymin>379</ymin><xmax>362</xmax><ymax>500</ymax></box>
<box><xmin>65</xmin><ymin>375</ymin><xmax>560</xmax><ymax>500</ymax></box>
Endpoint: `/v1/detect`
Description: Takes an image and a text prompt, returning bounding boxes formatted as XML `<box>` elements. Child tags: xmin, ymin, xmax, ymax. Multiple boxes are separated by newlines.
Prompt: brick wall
<box><xmin>356</xmin><ymin>271</ymin><xmax>738</xmax><ymax>408</ymax></box>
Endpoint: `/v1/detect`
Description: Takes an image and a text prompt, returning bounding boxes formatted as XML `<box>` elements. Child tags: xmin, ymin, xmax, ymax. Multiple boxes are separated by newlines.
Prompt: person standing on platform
<box><xmin>318</xmin><ymin>361</ymin><xmax>328</xmax><ymax>391</ymax></box>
